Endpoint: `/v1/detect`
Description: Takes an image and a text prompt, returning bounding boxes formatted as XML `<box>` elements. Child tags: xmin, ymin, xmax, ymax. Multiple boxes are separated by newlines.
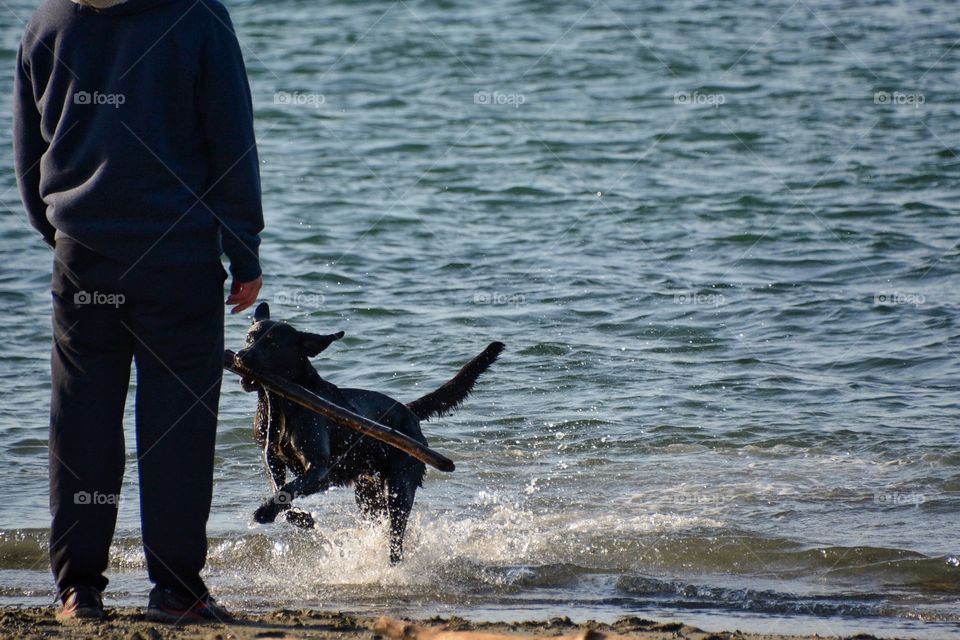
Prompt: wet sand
<box><xmin>0</xmin><ymin>607</ymin><xmax>891</xmax><ymax>640</ymax></box>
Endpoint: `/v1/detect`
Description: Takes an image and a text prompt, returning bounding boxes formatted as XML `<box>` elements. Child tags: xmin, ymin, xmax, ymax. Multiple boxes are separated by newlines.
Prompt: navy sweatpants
<box><xmin>48</xmin><ymin>237</ymin><xmax>225</xmax><ymax>599</ymax></box>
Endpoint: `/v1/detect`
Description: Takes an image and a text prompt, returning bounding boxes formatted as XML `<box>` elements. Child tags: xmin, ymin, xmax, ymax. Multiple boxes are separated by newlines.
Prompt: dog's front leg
<box><xmin>265</xmin><ymin>447</ymin><xmax>286</xmax><ymax>492</ymax></box>
<box><xmin>253</xmin><ymin>464</ymin><xmax>331</xmax><ymax>524</ymax></box>
<box><xmin>255</xmin><ymin>414</ymin><xmax>332</xmax><ymax>525</ymax></box>
<box><xmin>259</xmin><ymin>448</ymin><xmax>314</xmax><ymax>527</ymax></box>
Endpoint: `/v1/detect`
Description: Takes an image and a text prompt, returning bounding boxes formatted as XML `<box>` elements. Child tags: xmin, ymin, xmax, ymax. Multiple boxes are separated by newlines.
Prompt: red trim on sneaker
<box><xmin>56</xmin><ymin>585</ymin><xmax>105</xmax><ymax>622</ymax></box>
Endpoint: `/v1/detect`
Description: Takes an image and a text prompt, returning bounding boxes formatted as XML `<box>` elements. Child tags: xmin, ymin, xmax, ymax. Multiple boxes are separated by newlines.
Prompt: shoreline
<box><xmin>0</xmin><ymin>607</ymin><xmax>902</xmax><ymax>640</ymax></box>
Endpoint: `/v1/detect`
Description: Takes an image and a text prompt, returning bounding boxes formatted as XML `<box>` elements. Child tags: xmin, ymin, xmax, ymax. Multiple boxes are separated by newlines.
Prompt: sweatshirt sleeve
<box><xmin>13</xmin><ymin>42</ymin><xmax>55</xmax><ymax>248</ymax></box>
<box><xmin>197</xmin><ymin>1</ymin><xmax>264</xmax><ymax>282</ymax></box>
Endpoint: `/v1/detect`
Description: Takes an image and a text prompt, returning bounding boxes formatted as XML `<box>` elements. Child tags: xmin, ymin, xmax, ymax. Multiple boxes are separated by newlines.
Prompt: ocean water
<box><xmin>1</xmin><ymin>0</ymin><xmax>959</xmax><ymax>637</ymax></box>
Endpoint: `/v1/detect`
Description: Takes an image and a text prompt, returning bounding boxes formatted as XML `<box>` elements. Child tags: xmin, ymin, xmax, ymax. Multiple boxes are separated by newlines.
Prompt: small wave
<box><xmin>711</xmin><ymin>233</ymin><xmax>776</xmax><ymax>245</ymax></box>
<box><xmin>518</xmin><ymin>343</ymin><xmax>569</xmax><ymax>356</ymax></box>
<box><xmin>492</xmin><ymin>186</ymin><xmax>560</xmax><ymax>197</ymax></box>
<box><xmin>365</xmin><ymin>143</ymin><xmax>432</xmax><ymax>155</ymax></box>
<box><xmin>360</xmin><ymin>98</ymin><xmax>408</xmax><ymax>109</ymax></box>
<box><xmin>617</xmin><ymin>575</ymin><xmax>883</xmax><ymax>617</ymax></box>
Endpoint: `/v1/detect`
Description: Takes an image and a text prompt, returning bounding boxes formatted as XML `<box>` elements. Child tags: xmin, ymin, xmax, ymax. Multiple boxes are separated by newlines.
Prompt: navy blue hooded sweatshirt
<box><xmin>13</xmin><ymin>0</ymin><xmax>263</xmax><ymax>282</ymax></box>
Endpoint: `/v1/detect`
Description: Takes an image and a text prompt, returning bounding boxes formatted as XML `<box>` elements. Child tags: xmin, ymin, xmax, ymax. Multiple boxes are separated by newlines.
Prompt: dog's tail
<box><xmin>406</xmin><ymin>342</ymin><xmax>505</xmax><ymax>421</ymax></box>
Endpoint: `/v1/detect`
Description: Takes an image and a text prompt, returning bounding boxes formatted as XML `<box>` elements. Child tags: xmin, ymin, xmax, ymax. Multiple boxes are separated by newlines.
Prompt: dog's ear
<box><xmin>253</xmin><ymin>302</ymin><xmax>270</xmax><ymax>323</ymax></box>
<box><xmin>300</xmin><ymin>330</ymin><xmax>345</xmax><ymax>357</ymax></box>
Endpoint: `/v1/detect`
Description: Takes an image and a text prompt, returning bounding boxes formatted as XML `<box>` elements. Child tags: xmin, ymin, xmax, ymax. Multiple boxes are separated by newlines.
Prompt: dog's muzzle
<box><xmin>234</xmin><ymin>352</ymin><xmax>261</xmax><ymax>392</ymax></box>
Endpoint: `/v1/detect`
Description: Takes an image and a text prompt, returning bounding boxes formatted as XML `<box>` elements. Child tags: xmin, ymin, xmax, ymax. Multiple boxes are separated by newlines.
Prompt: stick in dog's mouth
<box><xmin>223</xmin><ymin>348</ymin><xmax>458</xmax><ymax>472</ymax></box>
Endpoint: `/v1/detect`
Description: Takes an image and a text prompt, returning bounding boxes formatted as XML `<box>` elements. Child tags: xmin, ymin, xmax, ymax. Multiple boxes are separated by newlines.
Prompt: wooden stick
<box><xmin>223</xmin><ymin>349</ymin><xmax>456</xmax><ymax>472</ymax></box>
<box><xmin>373</xmin><ymin>618</ymin><xmax>637</xmax><ymax>640</ymax></box>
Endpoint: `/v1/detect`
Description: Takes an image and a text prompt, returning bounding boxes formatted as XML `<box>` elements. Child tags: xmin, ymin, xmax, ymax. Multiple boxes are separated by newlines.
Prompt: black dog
<box><xmin>234</xmin><ymin>302</ymin><xmax>503</xmax><ymax>562</ymax></box>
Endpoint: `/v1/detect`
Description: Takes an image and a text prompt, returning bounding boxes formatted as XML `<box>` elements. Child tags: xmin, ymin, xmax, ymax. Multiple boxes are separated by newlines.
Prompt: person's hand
<box><xmin>226</xmin><ymin>275</ymin><xmax>263</xmax><ymax>315</ymax></box>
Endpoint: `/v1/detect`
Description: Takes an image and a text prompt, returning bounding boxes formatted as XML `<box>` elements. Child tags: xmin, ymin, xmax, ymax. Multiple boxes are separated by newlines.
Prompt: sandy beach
<box><xmin>0</xmin><ymin>608</ymin><xmax>894</xmax><ymax>640</ymax></box>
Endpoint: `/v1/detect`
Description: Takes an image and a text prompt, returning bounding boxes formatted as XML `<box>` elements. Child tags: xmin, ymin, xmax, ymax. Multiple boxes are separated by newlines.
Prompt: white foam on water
<box><xmin>202</xmin><ymin>489</ymin><xmax>725</xmax><ymax>603</ymax></box>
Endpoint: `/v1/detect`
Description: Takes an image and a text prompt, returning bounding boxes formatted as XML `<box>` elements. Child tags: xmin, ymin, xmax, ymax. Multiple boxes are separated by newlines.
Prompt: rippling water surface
<box><xmin>1</xmin><ymin>0</ymin><xmax>959</xmax><ymax>637</ymax></box>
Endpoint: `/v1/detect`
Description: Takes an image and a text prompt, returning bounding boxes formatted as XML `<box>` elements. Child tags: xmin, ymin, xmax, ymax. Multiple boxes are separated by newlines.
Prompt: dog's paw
<box><xmin>285</xmin><ymin>508</ymin><xmax>315</xmax><ymax>529</ymax></box>
<box><xmin>254</xmin><ymin>501</ymin><xmax>281</xmax><ymax>524</ymax></box>
<box><xmin>254</xmin><ymin>490</ymin><xmax>296</xmax><ymax>524</ymax></box>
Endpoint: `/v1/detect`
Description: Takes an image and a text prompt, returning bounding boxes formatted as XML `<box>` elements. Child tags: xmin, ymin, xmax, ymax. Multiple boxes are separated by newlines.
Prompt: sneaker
<box><xmin>55</xmin><ymin>585</ymin><xmax>105</xmax><ymax>622</ymax></box>
<box><xmin>145</xmin><ymin>586</ymin><xmax>233</xmax><ymax>624</ymax></box>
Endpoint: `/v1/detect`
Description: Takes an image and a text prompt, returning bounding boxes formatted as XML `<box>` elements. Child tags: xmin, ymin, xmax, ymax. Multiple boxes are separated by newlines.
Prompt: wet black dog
<box><xmin>234</xmin><ymin>303</ymin><xmax>503</xmax><ymax>562</ymax></box>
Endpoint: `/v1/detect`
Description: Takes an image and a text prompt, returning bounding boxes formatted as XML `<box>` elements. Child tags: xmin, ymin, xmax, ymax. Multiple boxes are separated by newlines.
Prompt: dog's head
<box><xmin>235</xmin><ymin>302</ymin><xmax>344</xmax><ymax>391</ymax></box>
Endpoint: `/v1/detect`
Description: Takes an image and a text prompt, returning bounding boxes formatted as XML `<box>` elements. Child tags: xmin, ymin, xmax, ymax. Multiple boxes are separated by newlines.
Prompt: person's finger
<box><xmin>230</xmin><ymin>288</ymin><xmax>256</xmax><ymax>314</ymax></box>
<box><xmin>227</xmin><ymin>291</ymin><xmax>253</xmax><ymax>307</ymax></box>
<box><xmin>228</xmin><ymin>277</ymin><xmax>262</xmax><ymax>314</ymax></box>
<box><xmin>226</xmin><ymin>277</ymin><xmax>260</xmax><ymax>303</ymax></box>
<box><xmin>230</xmin><ymin>298</ymin><xmax>256</xmax><ymax>314</ymax></box>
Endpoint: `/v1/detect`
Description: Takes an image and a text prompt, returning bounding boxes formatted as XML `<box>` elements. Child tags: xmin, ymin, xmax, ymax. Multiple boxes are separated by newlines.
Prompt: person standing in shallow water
<box><xmin>13</xmin><ymin>0</ymin><xmax>263</xmax><ymax>623</ymax></box>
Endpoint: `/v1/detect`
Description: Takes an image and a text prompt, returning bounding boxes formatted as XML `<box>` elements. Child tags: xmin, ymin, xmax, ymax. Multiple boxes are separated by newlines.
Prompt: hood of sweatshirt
<box><xmin>69</xmin><ymin>0</ymin><xmax>182</xmax><ymax>15</ymax></box>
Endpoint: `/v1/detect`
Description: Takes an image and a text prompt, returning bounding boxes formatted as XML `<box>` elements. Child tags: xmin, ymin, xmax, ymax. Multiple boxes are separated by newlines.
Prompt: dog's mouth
<box><xmin>240</xmin><ymin>377</ymin><xmax>261</xmax><ymax>392</ymax></box>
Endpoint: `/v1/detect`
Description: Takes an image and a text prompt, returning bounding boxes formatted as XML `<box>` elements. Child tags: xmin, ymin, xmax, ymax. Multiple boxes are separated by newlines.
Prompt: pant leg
<box><xmin>49</xmin><ymin>239</ymin><xmax>132</xmax><ymax>594</ymax></box>
<box><xmin>124</xmin><ymin>260</ymin><xmax>225</xmax><ymax>600</ymax></box>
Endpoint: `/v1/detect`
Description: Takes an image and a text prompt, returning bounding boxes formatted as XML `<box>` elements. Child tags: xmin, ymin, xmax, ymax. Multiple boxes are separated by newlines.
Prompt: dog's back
<box><xmin>322</xmin><ymin>387</ymin><xmax>428</xmax><ymax>486</ymax></box>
